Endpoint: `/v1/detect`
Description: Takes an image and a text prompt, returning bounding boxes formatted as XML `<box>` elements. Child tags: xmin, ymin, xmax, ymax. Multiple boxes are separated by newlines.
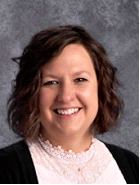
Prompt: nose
<box><xmin>56</xmin><ymin>82</ymin><xmax>75</xmax><ymax>103</ymax></box>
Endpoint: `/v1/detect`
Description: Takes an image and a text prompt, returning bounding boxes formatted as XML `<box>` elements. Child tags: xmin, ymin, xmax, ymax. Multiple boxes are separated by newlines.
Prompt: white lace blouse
<box><xmin>27</xmin><ymin>137</ymin><xmax>126</xmax><ymax>184</ymax></box>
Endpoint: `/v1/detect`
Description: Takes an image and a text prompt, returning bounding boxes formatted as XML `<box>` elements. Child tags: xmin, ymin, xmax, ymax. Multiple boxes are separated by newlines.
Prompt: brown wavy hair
<box><xmin>7</xmin><ymin>25</ymin><xmax>123</xmax><ymax>139</ymax></box>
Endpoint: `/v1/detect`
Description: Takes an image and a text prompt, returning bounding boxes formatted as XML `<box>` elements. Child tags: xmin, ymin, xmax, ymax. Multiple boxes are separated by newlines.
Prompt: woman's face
<box><xmin>39</xmin><ymin>44</ymin><xmax>98</xmax><ymax>140</ymax></box>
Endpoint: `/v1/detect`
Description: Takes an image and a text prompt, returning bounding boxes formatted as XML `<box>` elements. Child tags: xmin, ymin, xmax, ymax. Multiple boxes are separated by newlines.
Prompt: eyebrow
<box><xmin>42</xmin><ymin>70</ymin><xmax>92</xmax><ymax>79</ymax></box>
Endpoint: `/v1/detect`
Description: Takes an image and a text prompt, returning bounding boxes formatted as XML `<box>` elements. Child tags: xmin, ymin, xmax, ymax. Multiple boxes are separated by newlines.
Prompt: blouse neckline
<box><xmin>38</xmin><ymin>135</ymin><xmax>95</xmax><ymax>163</ymax></box>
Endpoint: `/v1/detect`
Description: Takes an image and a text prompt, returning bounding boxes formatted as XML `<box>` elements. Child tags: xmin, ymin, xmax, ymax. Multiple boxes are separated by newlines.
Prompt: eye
<box><xmin>74</xmin><ymin>78</ymin><xmax>88</xmax><ymax>83</ymax></box>
<box><xmin>43</xmin><ymin>81</ymin><xmax>59</xmax><ymax>86</ymax></box>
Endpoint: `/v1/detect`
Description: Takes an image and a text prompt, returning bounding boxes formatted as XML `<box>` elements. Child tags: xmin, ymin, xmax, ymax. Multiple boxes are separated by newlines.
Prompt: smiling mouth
<box><xmin>54</xmin><ymin>108</ymin><xmax>81</xmax><ymax>115</ymax></box>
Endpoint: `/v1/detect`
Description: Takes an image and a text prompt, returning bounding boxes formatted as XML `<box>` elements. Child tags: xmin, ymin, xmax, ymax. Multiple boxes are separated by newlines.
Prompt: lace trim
<box><xmin>38</xmin><ymin>135</ymin><xmax>95</xmax><ymax>163</ymax></box>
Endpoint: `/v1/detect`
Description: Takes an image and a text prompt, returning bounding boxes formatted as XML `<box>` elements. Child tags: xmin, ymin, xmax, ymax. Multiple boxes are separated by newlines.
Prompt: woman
<box><xmin>0</xmin><ymin>25</ymin><xmax>138</xmax><ymax>184</ymax></box>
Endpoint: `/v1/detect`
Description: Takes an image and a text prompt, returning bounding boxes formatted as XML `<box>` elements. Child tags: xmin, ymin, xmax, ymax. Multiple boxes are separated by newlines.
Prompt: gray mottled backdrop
<box><xmin>0</xmin><ymin>0</ymin><xmax>139</xmax><ymax>155</ymax></box>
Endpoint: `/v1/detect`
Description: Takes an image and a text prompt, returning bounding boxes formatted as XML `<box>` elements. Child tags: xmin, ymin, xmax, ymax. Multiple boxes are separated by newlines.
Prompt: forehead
<box><xmin>56</xmin><ymin>44</ymin><xmax>92</xmax><ymax>62</ymax></box>
<box><xmin>41</xmin><ymin>44</ymin><xmax>95</xmax><ymax>76</ymax></box>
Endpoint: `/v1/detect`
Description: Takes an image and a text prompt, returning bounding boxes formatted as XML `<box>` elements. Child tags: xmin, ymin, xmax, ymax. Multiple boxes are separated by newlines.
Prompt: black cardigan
<box><xmin>0</xmin><ymin>140</ymin><xmax>138</xmax><ymax>184</ymax></box>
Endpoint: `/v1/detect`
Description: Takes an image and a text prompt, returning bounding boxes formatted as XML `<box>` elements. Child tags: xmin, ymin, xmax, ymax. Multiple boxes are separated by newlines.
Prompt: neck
<box><xmin>41</xmin><ymin>130</ymin><xmax>93</xmax><ymax>153</ymax></box>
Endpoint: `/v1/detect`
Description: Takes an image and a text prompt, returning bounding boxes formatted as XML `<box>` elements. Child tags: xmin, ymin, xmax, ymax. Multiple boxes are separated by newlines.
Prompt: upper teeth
<box><xmin>56</xmin><ymin>108</ymin><xmax>79</xmax><ymax>115</ymax></box>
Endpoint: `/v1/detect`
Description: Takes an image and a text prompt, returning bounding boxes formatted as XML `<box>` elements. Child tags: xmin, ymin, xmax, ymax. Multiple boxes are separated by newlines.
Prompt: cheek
<box><xmin>85</xmin><ymin>86</ymin><xmax>99</xmax><ymax>122</ymax></box>
<box><xmin>82</xmin><ymin>86</ymin><xmax>98</xmax><ymax>121</ymax></box>
<box><xmin>79</xmin><ymin>85</ymin><xmax>98</xmax><ymax>106</ymax></box>
<box><xmin>39</xmin><ymin>89</ymin><xmax>54</xmax><ymax>109</ymax></box>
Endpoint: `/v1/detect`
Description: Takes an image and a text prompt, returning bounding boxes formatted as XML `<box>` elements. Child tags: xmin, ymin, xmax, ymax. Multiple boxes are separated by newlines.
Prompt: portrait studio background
<box><xmin>0</xmin><ymin>0</ymin><xmax>138</xmax><ymax>155</ymax></box>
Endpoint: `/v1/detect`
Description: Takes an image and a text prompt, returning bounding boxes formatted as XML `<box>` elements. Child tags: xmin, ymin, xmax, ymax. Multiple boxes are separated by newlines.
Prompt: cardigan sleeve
<box><xmin>0</xmin><ymin>147</ymin><xmax>22</xmax><ymax>183</ymax></box>
<box><xmin>105</xmin><ymin>143</ymin><xmax>139</xmax><ymax>184</ymax></box>
<box><xmin>0</xmin><ymin>140</ymin><xmax>38</xmax><ymax>184</ymax></box>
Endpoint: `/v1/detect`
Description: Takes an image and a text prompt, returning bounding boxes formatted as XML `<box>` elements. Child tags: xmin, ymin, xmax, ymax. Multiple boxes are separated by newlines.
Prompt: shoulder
<box><xmin>105</xmin><ymin>142</ymin><xmax>138</xmax><ymax>162</ymax></box>
<box><xmin>0</xmin><ymin>139</ymin><xmax>26</xmax><ymax>157</ymax></box>
<box><xmin>104</xmin><ymin>142</ymin><xmax>139</xmax><ymax>184</ymax></box>
<box><xmin>0</xmin><ymin>140</ymin><xmax>29</xmax><ymax>161</ymax></box>
<box><xmin>0</xmin><ymin>139</ymin><xmax>28</xmax><ymax>151</ymax></box>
